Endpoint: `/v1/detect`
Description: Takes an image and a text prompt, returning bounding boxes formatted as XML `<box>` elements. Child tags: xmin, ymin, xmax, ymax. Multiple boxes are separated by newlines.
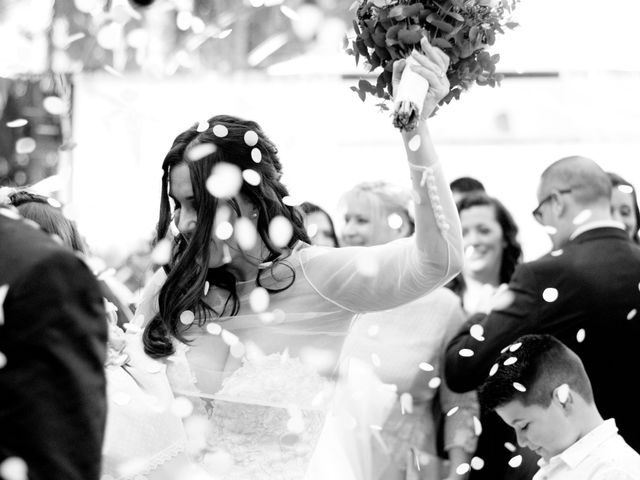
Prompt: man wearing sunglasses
<box><xmin>445</xmin><ymin>156</ymin><xmax>640</xmax><ymax>459</ymax></box>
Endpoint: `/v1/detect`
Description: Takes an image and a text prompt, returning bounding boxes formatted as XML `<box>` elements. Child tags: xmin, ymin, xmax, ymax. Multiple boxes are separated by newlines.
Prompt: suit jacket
<box><xmin>445</xmin><ymin>227</ymin><xmax>640</xmax><ymax>452</ymax></box>
<box><xmin>0</xmin><ymin>211</ymin><xmax>107</xmax><ymax>480</ymax></box>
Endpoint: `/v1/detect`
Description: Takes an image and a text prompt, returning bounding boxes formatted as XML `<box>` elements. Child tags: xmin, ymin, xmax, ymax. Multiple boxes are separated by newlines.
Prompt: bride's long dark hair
<box><xmin>143</xmin><ymin>114</ymin><xmax>310</xmax><ymax>358</ymax></box>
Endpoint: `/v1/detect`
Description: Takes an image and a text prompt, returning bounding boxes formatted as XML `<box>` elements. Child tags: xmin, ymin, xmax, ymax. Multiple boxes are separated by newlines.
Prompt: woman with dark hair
<box><xmin>446</xmin><ymin>192</ymin><xmax>533</xmax><ymax>480</ymax></box>
<box><xmin>608</xmin><ymin>172</ymin><xmax>639</xmax><ymax>244</ymax></box>
<box><xmin>299</xmin><ymin>201</ymin><xmax>340</xmax><ymax>247</ymax></box>
<box><xmin>117</xmin><ymin>40</ymin><xmax>464</xmax><ymax>480</ymax></box>
<box><xmin>447</xmin><ymin>192</ymin><xmax>522</xmax><ymax>313</ymax></box>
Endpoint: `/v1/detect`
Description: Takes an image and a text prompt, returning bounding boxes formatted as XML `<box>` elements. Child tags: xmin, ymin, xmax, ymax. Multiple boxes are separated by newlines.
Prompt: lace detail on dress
<box><xmin>192</xmin><ymin>353</ymin><xmax>333</xmax><ymax>480</ymax></box>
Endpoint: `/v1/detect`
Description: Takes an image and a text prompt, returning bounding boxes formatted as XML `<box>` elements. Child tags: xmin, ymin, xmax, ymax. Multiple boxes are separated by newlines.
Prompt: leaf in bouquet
<box><xmin>358</xmin><ymin>79</ymin><xmax>375</xmax><ymax>93</ymax></box>
<box><xmin>362</xmin><ymin>28</ymin><xmax>375</xmax><ymax>48</ymax></box>
<box><xmin>388</xmin><ymin>5</ymin><xmax>407</xmax><ymax>20</ymax></box>
<box><xmin>383</xmin><ymin>69</ymin><xmax>393</xmax><ymax>92</ymax></box>
<box><xmin>402</xmin><ymin>3</ymin><xmax>423</xmax><ymax>19</ymax></box>
<box><xmin>397</xmin><ymin>28</ymin><xmax>422</xmax><ymax>45</ymax></box>
<box><xmin>376</xmin><ymin>72</ymin><xmax>386</xmax><ymax>97</ymax></box>
<box><xmin>485</xmin><ymin>29</ymin><xmax>496</xmax><ymax>45</ymax></box>
<box><xmin>374</xmin><ymin>45</ymin><xmax>391</xmax><ymax>61</ymax></box>
<box><xmin>432</xmin><ymin>37</ymin><xmax>452</xmax><ymax>50</ymax></box>
<box><xmin>356</xmin><ymin>38</ymin><xmax>369</xmax><ymax>57</ymax></box>
<box><xmin>469</xmin><ymin>25</ymin><xmax>479</xmax><ymax>43</ymax></box>
<box><xmin>364</xmin><ymin>18</ymin><xmax>376</xmax><ymax>31</ymax></box>
<box><xmin>370</xmin><ymin>51</ymin><xmax>382</xmax><ymax>69</ymax></box>
<box><xmin>352</xmin><ymin>19</ymin><xmax>362</xmax><ymax>37</ymax></box>
<box><xmin>342</xmin><ymin>34</ymin><xmax>349</xmax><ymax>50</ymax></box>
<box><xmin>372</xmin><ymin>30</ymin><xmax>387</xmax><ymax>48</ymax></box>
<box><xmin>351</xmin><ymin>86</ymin><xmax>367</xmax><ymax>102</ymax></box>
<box><xmin>505</xmin><ymin>21</ymin><xmax>519</xmax><ymax>29</ymax></box>
<box><xmin>426</xmin><ymin>14</ymin><xmax>456</xmax><ymax>34</ymax></box>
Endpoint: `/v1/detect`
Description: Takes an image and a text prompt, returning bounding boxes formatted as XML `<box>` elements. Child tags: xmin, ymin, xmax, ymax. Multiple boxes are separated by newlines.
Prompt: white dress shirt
<box><xmin>533</xmin><ymin>419</ymin><xmax>640</xmax><ymax>480</ymax></box>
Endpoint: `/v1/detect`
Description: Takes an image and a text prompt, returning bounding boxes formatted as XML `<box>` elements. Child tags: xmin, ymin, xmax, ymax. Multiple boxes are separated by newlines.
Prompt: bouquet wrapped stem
<box><xmin>392</xmin><ymin>55</ymin><xmax>429</xmax><ymax>132</ymax></box>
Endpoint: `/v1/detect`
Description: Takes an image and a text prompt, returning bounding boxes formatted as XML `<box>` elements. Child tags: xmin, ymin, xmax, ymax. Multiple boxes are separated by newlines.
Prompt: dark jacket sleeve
<box><xmin>0</xmin><ymin>251</ymin><xmax>107</xmax><ymax>480</ymax></box>
<box><xmin>444</xmin><ymin>264</ymin><xmax>540</xmax><ymax>393</ymax></box>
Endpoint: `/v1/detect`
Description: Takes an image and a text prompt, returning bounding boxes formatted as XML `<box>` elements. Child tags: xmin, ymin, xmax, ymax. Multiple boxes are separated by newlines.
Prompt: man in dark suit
<box><xmin>445</xmin><ymin>156</ymin><xmax>640</xmax><ymax>466</ymax></box>
<box><xmin>0</xmin><ymin>206</ymin><xmax>107</xmax><ymax>480</ymax></box>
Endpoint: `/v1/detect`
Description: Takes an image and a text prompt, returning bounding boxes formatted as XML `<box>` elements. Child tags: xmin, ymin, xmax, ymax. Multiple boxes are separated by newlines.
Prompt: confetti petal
<box><xmin>428</xmin><ymin>376</ymin><xmax>441</xmax><ymax>388</ymax></box>
<box><xmin>542</xmin><ymin>288</ymin><xmax>558</xmax><ymax>303</ymax></box>
<box><xmin>206</xmin><ymin>323</ymin><xmax>222</xmax><ymax>335</ymax></box>
<box><xmin>456</xmin><ymin>463</ymin><xmax>471</xmax><ymax>475</ymax></box>
<box><xmin>489</xmin><ymin>363</ymin><xmax>499</xmax><ymax>376</ymax></box>
<box><xmin>234</xmin><ymin>217</ymin><xmax>258</xmax><ymax>250</ymax></box>
<box><xmin>627</xmin><ymin>309</ymin><xmax>637</xmax><ymax>320</ymax></box>
<box><xmin>387</xmin><ymin>213</ymin><xmax>403</xmax><ymax>229</ymax></box>
<box><xmin>508</xmin><ymin>455</ymin><xmax>523</xmax><ymax>468</ymax></box>
<box><xmin>249</xmin><ymin>287</ymin><xmax>269</xmax><ymax>313</ymax></box>
<box><xmin>550</xmin><ymin>249</ymin><xmax>564</xmax><ymax>257</ymax></box>
<box><xmin>230</xmin><ymin>342</ymin><xmax>245</xmax><ymax>358</ymax></box>
<box><xmin>196</xmin><ymin>121</ymin><xmax>209</xmax><ymax>132</ymax></box>
<box><xmin>0</xmin><ymin>284</ymin><xmax>8</xmax><ymax>325</ymax></box>
<box><xmin>212</xmin><ymin>124</ymin><xmax>228</xmax><ymax>137</ymax></box>
<box><xmin>150</xmin><ymin>238</ymin><xmax>172</xmax><ymax>265</ymax></box>
<box><xmin>242</xmin><ymin>169</ymin><xmax>261</xmax><ymax>186</ymax></box>
<box><xmin>418</xmin><ymin>361</ymin><xmax>434</xmax><ymax>372</ymax></box>
<box><xmin>513</xmin><ymin>382</ymin><xmax>526</xmax><ymax>392</ymax></box>
<box><xmin>503</xmin><ymin>356</ymin><xmax>517</xmax><ymax>366</ymax></box>
<box><xmin>0</xmin><ymin>352</ymin><xmax>6</xmax><ymax>369</ymax></box>
<box><xmin>186</xmin><ymin>143</ymin><xmax>216</xmax><ymax>161</ymax></box>
<box><xmin>215</xmin><ymin>221</ymin><xmax>233</xmax><ymax>240</ymax></box>
<box><xmin>470</xmin><ymin>324</ymin><xmax>485</xmax><ymax>341</ymax></box>
<box><xmin>206</xmin><ymin>162</ymin><xmax>243</xmax><ymax>199</ymax></box>
<box><xmin>473</xmin><ymin>416</ymin><xmax>482</xmax><ymax>435</ymax></box>
<box><xmin>221</xmin><ymin>330</ymin><xmax>239</xmax><ymax>346</ymax></box>
<box><xmin>470</xmin><ymin>456</ymin><xmax>485</xmax><ymax>470</ymax></box>
<box><xmin>408</xmin><ymin>134</ymin><xmax>421</xmax><ymax>151</ymax></box>
<box><xmin>204</xmin><ymin>281</ymin><xmax>210</xmax><ymax>296</ymax></box>
<box><xmin>367</xmin><ymin>325</ymin><xmax>380</xmax><ymax>337</ymax></box>
<box><xmin>557</xmin><ymin>383</ymin><xmax>570</xmax><ymax>404</ymax></box>
<box><xmin>0</xmin><ymin>456</ymin><xmax>28</xmax><ymax>480</ymax></box>
<box><xmin>400</xmin><ymin>392</ymin><xmax>413</xmax><ymax>415</ymax></box>
<box><xmin>43</xmin><ymin>96</ymin><xmax>68</xmax><ymax>115</ymax></box>
<box><xmin>618</xmin><ymin>185</ymin><xmax>634</xmax><ymax>194</ymax></box>
<box><xmin>572</xmin><ymin>209</ymin><xmax>592</xmax><ymax>226</ymax></box>
<box><xmin>15</xmin><ymin>137</ymin><xmax>36</xmax><ymax>154</ymax></box>
<box><xmin>6</xmin><ymin>119</ymin><xmax>27</xmax><ymax>128</ymax></box>
<box><xmin>446</xmin><ymin>406</ymin><xmax>459</xmax><ymax>417</ymax></box>
<box><xmin>509</xmin><ymin>342</ymin><xmax>522</xmax><ymax>352</ymax></box>
<box><xmin>543</xmin><ymin>225</ymin><xmax>558</xmax><ymax>235</ymax></box>
<box><xmin>244</xmin><ymin>130</ymin><xmax>259</xmax><ymax>147</ymax></box>
<box><xmin>251</xmin><ymin>148</ymin><xmax>262</xmax><ymax>163</ymax></box>
<box><xmin>283</xmin><ymin>196</ymin><xmax>301</xmax><ymax>206</ymax></box>
<box><xmin>268</xmin><ymin>215</ymin><xmax>293</xmax><ymax>248</ymax></box>
<box><xmin>458</xmin><ymin>348</ymin><xmax>474</xmax><ymax>357</ymax></box>
<box><xmin>179</xmin><ymin>310</ymin><xmax>195</xmax><ymax>325</ymax></box>
<box><xmin>576</xmin><ymin>328</ymin><xmax>586</xmax><ymax>343</ymax></box>
<box><xmin>504</xmin><ymin>442</ymin><xmax>517</xmax><ymax>452</ymax></box>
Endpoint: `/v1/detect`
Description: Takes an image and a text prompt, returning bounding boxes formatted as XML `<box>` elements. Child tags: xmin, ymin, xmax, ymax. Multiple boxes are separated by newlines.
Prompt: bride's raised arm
<box><xmin>301</xmin><ymin>38</ymin><xmax>463</xmax><ymax>312</ymax></box>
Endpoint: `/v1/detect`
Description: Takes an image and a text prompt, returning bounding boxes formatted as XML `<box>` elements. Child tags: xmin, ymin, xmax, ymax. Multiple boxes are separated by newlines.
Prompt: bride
<box><xmin>103</xmin><ymin>38</ymin><xmax>461</xmax><ymax>480</ymax></box>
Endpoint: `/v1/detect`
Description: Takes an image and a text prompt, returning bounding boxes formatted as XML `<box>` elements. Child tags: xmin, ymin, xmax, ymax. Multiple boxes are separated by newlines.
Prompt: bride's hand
<box><xmin>392</xmin><ymin>37</ymin><xmax>450</xmax><ymax>120</ymax></box>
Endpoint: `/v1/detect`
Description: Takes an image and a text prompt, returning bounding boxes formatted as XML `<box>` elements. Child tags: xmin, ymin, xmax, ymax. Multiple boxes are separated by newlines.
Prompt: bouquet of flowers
<box><xmin>347</xmin><ymin>0</ymin><xmax>520</xmax><ymax>131</ymax></box>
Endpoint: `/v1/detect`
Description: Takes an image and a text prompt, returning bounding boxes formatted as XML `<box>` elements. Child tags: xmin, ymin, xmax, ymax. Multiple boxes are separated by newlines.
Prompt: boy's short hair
<box><xmin>450</xmin><ymin>176</ymin><xmax>485</xmax><ymax>194</ymax></box>
<box><xmin>478</xmin><ymin>334</ymin><xmax>593</xmax><ymax>412</ymax></box>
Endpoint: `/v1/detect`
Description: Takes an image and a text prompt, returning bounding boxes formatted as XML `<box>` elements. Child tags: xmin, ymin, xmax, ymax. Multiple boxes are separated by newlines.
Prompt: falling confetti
<box><xmin>171</xmin><ymin>397</ymin><xmax>194</xmax><ymax>418</ymax></box>
<box><xmin>400</xmin><ymin>392</ymin><xmax>413</xmax><ymax>414</ymax></box>
<box><xmin>470</xmin><ymin>324</ymin><xmax>485</xmax><ymax>341</ymax></box>
<box><xmin>543</xmin><ymin>225</ymin><xmax>558</xmax><ymax>235</ymax></box>
<box><xmin>508</xmin><ymin>455</ymin><xmax>523</xmax><ymax>468</ymax></box>
<box><xmin>428</xmin><ymin>377</ymin><xmax>441</xmax><ymax>388</ymax></box>
<box><xmin>244</xmin><ymin>130</ymin><xmax>259</xmax><ymax>147</ymax></box>
<box><xmin>251</xmin><ymin>148</ymin><xmax>262</xmax><ymax>163</ymax></box>
<box><xmin>458</xmin><ymin>348</ymin><xmax>474</xmax><ymax>357</ymax></box>
<box><xmin>504</xmin><ymin>442</ymin><xmax>517</xmax><ymax>452</ymax></box>
<box><xmin>230</xmin><ymin>342</ymin><xmax>245</xmax><ymax>358</ymax></box>
<box><xmin>204</xmin><ymin>281</ymin><xmax>210</xmax><ymax>296</ymax></box>
<box><xmin>0</xmin><ymin>352</ymin><xmax>6</xmax><ymax>369</ymax></box>
<box><xmin>221</xmin><ymin>330</ymin><xmax>239</xmax><ymax>346</ymax></box>
<box><xmin>196</xmin><ymin>121</ymin><xmax>209</xmax><ymax>132</ymax></box>
<box><xmin>268</xmin><ymin>216</ymin><xmax>293</xmax><ymax>248</ymax></box>
<box><xmin>242</xmin><ymin>169</ymin><xmax>261</xmax><ymax>186</ymax></box>
<box><xmin>283</xmin><ymin>196</ymin><xmax>301</xmax><ymax>206</ymax></box>
<box><xmin>0</xmin><ymin>457</ymin><xmax>28</xmax><ymax>480</ymax></box>
<box><xmin>627</xmin><ymin>309</ymin><xmax>637</xmax><ymax>320</ymax></box>
<box><xmin>491</xmin><ymin>286</ymin><xmax>516</xmax><ymax>311</ymax></box>
<box><xmin>503</xmin><ymin>357</ymin><xmax>517</xmax><ymax>366</ymax></box>
<box><xmin>489</xmin><ymin>363</ymin><xmax>499</xmax><ymax>376</ymax></box>
<box><xmin>387</xmin><ymin>213</ymin><xmax>403</xmax><ymax>229</ymax></box>
<box><xmin>509</xmin><ymin>342</ymin><xmax>522</xmax><ymax>352</ymax></box>
<box><xmin>446</xmin><ymin>406</ymin><xmax>459</xmax><ymax>417</ymax></box>
<box><xmin>470</xmin><ymin>457</ymin><xmax>485</xmax><ymax>470</ymax></box>
<box><xmin>513</xmin><ymin>382</ymin><xmax>526</xmax><ymax>392</ymax></box>
<box><xmin>6</xmin><ymin>119</ymin><xmax>27</xmax><ymax>128</ymax></box>
<box><xmin>215</xmin><ymin>221</ymin><xmax>233</xmax><ymax>240</ymax></box>
<box><xmin>206</xmin><ymin>323</ymin><xmax>222</xmax><ymax>335</ymax></box>
<box><xmin>550</xmin><ymin>249</ymin><xmax>564</xmax><ymax>257</ymax></box>
<box><xmin>408</xmin><ymin>134</ymin><xmax>421</xmax><ymax>151</ymax></box>
<box><xmin>43</xmin><ymin>96</ymin><xmax>68</xmax><ymax>115</ymax></box>
<box><xmin>46</xmin><ymin>197</ymin><xmax>62</xmax><ymax>208</ymax></box>
<box><xmin>15</xmin><ymin>138</ymin><xmax>36</xmax><ymax>155</ymax></box>
<box><xmin>418</xmin><ymin>361</ymin><xmax>434</xmax><ymax>372</ymax></box>
<box><xmin>212</xmin><ymin>124</ymin><xmax>228</xmax><ymax>137</ymax></box>
<box><xmin>542</xmin><ymin>288</ymin><xmax>558</xmax><ymax>302</ymax></box>
<box><xmin>473</xmin><ymin>416</ymin><xmax>482</xmax><ymax>435</ymax></box>
<box><xmin>206</xmin><ymin>163</ymin><xmax>243</xmax><ymax>199</ymax></box>
<box><xmin>367</xmin><ymin>325</ymin><xmax>380</xmax><ymax>337</ymax></box>
<box><xmin>572</xmin><ymin>209</ymin><xmax>592</xmax><ymax>226</ymax></box>
<box><xmin>618</xmin><ymin>185</ymin><xmax>634</xmax><ymax>194</ymax></box>
<box><xmin>456</xmin><ymin>463</ymin><xmax>471</xmax><ymax>475</ymax></box>
<box><xmin>186</xmin><ymin>143</ymin><xmax>216</xmax><ymax>161</ymax></box>
<box><xmin>234</xmin><ymin>217</ymin><xmax>258</xmax><ymax>250</ymax></box>
<box><xmin>249</xmin><ymin>287</ymin><xmax>269</xmax><ymax>313</ymax></box>
<box><xmin>576</xmin><ymin>328</ymin><xmax>586</xmax><ymax>343</ymax></box>
<box><xmin>150</xmin><ymin>238</ymin><xmax>172</xmax><ymax>265</ymax></box>
<box><xmin>355</xmin><ymin>252</ymin><xmax>379</xmax><ymax>277</ymax></box>
<box><xmin>557</xmin><ymin>383</ymin><xmax>570</xmax><ymax>404</ymax></box>
<box><xmin>179</xmin><ymin>310</ymin><xmax>195</xmax><ymax>325</ymax></box>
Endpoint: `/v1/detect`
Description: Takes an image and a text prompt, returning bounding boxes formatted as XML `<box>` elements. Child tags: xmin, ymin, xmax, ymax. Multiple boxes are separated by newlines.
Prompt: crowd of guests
<box><xmin>2</xmin><ymin>38</ymin><xmax>640</xmax><ymax>480</ymax></box>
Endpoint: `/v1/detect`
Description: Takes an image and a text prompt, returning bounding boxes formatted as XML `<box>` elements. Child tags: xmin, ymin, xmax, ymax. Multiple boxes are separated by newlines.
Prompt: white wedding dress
<box><xmin>102</xmin><ymin>163</ymin><xmax>461</xmax><ymax>480</ymax></box>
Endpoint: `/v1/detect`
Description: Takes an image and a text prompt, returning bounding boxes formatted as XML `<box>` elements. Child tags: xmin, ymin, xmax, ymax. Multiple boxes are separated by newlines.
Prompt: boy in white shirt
<box><xmin>477</xmin><ymin>334</ymin><xmax>640</xmax><ymax>480</ymax></box>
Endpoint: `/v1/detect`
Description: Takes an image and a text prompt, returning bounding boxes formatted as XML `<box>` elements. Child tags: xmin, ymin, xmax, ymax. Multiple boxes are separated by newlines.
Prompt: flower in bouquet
<box><xmin>347</xmin><ymin>0</ymin><xmax>520</xmax><ymax>131</ymax></box>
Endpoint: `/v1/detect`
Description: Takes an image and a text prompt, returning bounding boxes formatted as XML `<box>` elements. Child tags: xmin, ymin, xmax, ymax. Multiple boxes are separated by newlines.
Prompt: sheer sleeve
<box><xmin>301</xmin><ymin>126</ymin><xmax>463</xmax><ymax>313</ymax></box>
<box><xmin>132</xmin><ymin>267</ymin><xmax>166</xmax><ymax>327</ymax></box>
